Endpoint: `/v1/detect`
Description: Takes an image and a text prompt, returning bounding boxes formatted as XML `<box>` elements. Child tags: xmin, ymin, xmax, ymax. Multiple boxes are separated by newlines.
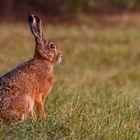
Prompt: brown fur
<box><xmin>0</xmin><ymin>14</ymin><xmax>62</xmax><ymax>123</ymax></box>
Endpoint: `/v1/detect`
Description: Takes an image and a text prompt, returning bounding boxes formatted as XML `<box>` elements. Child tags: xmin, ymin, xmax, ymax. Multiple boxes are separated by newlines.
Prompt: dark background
<box><xmin>0</xmin><ymin>0</ymin><xmax>140</xmax><ymax>21</ymax></box>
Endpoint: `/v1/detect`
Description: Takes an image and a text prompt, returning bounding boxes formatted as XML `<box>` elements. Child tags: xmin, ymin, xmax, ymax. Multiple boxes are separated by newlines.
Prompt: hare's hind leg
<box><xmin>12</xmin><ymin>95</ymin><xmax>35</xmax><ymax>122</ymax></box>
<box><xmin>0</xmin><ymin>109</ymin><xmax>25</xmax><ymax>124</ymax></box>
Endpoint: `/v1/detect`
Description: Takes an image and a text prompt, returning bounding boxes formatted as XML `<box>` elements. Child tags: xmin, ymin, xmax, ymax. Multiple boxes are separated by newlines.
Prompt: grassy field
<box><xmin>0</xmin><ymin>18</ymin><xmax>140</xmax><ymax>139</ymax></box>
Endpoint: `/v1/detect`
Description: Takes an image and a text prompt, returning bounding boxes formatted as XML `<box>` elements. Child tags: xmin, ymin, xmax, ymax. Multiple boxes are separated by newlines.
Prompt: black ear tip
<box><xmin>28</xmin><ymin>14</ymin><xmax>34</xmax><ymax>23</ymax></box>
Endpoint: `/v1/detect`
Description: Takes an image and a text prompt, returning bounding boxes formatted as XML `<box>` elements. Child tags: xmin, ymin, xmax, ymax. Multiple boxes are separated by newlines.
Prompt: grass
<box><xmin>0</xmin><ymin>19</ymin><xmax>140</xmax><ymax>139</ymax></box>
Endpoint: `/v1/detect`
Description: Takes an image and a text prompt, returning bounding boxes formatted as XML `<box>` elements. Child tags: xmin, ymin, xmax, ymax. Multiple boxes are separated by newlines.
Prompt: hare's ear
<box><xmin>28</xmin><ymin>14</ymin><xmax>43</xmax><ymax>39</ymax></box>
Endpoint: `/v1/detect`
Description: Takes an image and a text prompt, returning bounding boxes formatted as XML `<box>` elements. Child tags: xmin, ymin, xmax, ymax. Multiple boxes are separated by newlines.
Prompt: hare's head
<box><xmin>28</xmin><ymin>14</ymin><xmax>62</xmax><ymax>64</ymax></box>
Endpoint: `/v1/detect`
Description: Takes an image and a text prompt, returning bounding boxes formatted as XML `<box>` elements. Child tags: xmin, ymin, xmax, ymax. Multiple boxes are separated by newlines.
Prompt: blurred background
<box><xmin>0</xmin><ymin>0</ymin><xmax>140</xmax><ymax>21</ymax></box>
<box><xmin>0</xmin><ymin>1</ymin><xmax>140</xmax><ymax>139</ymax></box>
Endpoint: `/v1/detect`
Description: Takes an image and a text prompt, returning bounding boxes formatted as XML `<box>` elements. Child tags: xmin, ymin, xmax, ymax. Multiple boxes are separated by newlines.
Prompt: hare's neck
<box><xmin>42</xmin><ymin>61</ymin><xmax>54</xmax><ymax>79</ymax></box>
<box><xmin>34</xmin><ymin>46</ymin><xmax>40</xmax><ymax>58</ymax></box>
<box><xmin>33</xmin><ymin>58</ymin><xmax>54</xmax><ymax>74</ymax></box>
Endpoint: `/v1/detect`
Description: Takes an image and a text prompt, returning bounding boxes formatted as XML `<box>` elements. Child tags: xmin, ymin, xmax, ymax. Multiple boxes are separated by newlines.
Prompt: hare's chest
<box><xmin>39</xmin><ymin>75</ymin><xmax>53</xmax><ymax>93</ymax></box>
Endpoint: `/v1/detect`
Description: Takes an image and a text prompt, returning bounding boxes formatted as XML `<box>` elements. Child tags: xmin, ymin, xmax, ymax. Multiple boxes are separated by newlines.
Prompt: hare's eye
<box><xmin>49</xmin><ymin>44</ymin><xmax>55</xmax><ymax>50</ymax></box>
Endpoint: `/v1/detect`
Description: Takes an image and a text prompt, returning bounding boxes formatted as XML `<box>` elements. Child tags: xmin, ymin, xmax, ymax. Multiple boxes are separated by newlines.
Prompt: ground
<box><xmin>0</xmin><ymin>15</ymin><xmax>140</xmax><ymax>139</ymax></box>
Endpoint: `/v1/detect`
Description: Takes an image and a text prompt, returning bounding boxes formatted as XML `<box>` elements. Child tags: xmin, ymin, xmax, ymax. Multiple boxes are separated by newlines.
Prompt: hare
<box><xmin>0</xmin><ymin>14</ymin><xmax>62</xmax><ymax>123</ymax></box>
